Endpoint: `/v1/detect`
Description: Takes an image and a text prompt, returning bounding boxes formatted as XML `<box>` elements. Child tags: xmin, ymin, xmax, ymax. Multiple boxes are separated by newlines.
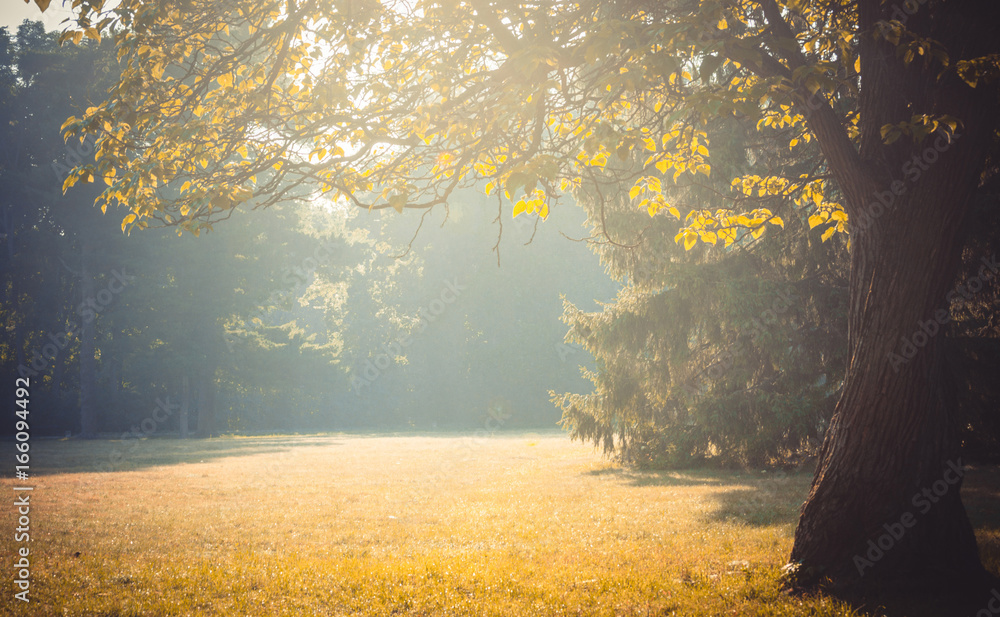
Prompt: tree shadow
<box><xmin>701</xmin><ymin>483</ymin><xmax>808</xmax><ymax>526</ymax></box>
<box><xmin>582</xmin><ymin>465</ymin><xmax>788</xmax><ymax>488</ymax></box>
<box><xmin>18</xmin><ymin>434</ymin><xmax>342</xmax><ymax>475</ymax></box>
<box><xmin>961</xmin><ymin>465</ymin><xmax>1000</xmax><ymax>532</ymax></box>
<box><xmin>581</xmin><ymin>464</ymin><xmax>814</xmax><ymax>526</ymax></box>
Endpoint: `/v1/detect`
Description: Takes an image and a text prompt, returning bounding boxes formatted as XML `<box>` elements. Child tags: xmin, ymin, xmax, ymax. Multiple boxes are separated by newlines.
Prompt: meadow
<box><xmin>3</xmin><ymin>432</ymin><xmax>1000</xmax><ymax>616</ymax></box>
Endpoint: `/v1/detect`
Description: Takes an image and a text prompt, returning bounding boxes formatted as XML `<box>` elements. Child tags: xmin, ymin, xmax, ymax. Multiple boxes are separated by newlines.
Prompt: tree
<box><xmin>0</xmin><ymin>20</ymin><xmax>119</xmax><ymax>437</ymax></box>
<box><xmin>33</xmin><ymin>0</ymin><xmax>1000</xmax><ymax>594</ymax></box>
<box><xmin>554</xmin><ymin>109</ymin><xmax>849</xmax><ymax>469</ymax></box>
<box><xmin>555</xmin><ymin>209</ymin><xmax>848</xmax><ymax>469</ymax></box>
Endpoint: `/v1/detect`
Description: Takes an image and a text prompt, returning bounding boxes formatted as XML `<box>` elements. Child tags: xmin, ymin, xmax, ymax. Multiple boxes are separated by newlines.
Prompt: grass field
<box><xmin>3</xmin><ymin>431</ymin><xmax>1000</xmax><ymax>616</ymax></box>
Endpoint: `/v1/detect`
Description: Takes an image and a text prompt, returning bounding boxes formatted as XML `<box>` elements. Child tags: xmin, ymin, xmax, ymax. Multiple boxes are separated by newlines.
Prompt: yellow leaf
<box><xmin>121</xmin><ymin>213</ymin><xmax>136</xmax><ymax>232</ymax></box>
<box><xmin>513</xmin><ymin>200</ymin><xmax>527</xmax><ymax>217</ymax></box>
<box><xmin>808</xmin><ymin>214</ymin><xmax>824</xmax><ymax>229</ymax></box>
<box><xmin>699</xmin><ymin>231</ymin><xmax>718</xmax><ymax>244</ymax></box>
<box><xmin>718</xmin><ymin>17</ymin><xmax>728</xmax><ymax>30</ymax></box>
<box><xmin>655</xmin><ymin>160</ymin><xmax>669</xmax><ymax>174</ymax></box>
<box><xmin>769</xmin><ymin>216</ymin><xmax>784</xmax><ymax>228</ymax></box>
<box><xmin>854</xmin><ymin>56</ymin><xmax>861</xmax><ymax>74</ymax></box>
<box><xmin>667</xmin><ymin>206</ymin><xmax>680</xmax><ymax>219</ymax></box>
<box><xmin>629</xmin><ymin>184</ymin><xmax>642</xmax><ymax>200</ymax></box>
<box><xmin>388</xmin><ymin>194</ymin><xmax>406</xmax><ymax>213</ymax></box>
<box><xmin>821</xmin><ymin>227</ymin><xmax>836</xmax><ymax>242</ymax></box>
<box><xmin>683</xmin><ymin>231</ymin><xmax>697</xmax><ymax>251</ymax></box>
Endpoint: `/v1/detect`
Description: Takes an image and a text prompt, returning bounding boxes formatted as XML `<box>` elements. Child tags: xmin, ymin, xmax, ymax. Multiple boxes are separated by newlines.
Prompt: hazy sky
<box><xmin>1</xmin><ymin>1</ymin><xmax>74</xmax><ymax>32</ymax></box>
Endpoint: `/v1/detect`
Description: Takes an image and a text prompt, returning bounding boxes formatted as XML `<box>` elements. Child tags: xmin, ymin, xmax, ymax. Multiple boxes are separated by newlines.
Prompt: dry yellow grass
<box><xmin>2</xmin><ymin>431</ymin><xmax>998</xmax><ymax>616</ymax></box>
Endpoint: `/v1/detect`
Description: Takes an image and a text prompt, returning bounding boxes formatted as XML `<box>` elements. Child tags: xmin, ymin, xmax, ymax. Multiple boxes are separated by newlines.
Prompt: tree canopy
<box><xmin>50</xmin><ymin>0</ymin><xmax>878</xmax><ymax>244</ymax></box>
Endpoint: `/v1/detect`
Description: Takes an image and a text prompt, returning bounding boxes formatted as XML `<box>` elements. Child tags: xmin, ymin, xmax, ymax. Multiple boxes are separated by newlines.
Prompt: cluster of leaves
<box><xmin>41</xmin><ymin>0</ymin><xmax>865</xmax><ymax>247</ymax></box>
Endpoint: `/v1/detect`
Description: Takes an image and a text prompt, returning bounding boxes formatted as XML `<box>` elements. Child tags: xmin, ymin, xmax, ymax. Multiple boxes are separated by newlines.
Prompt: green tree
<box><xmin>34</xmin><ymin>0</ymin><xmax>1000</xmax><ymax>593</ymax></box>
<box><xmin>554</xmin><ymin>108</ymin><xmax>849</xmax><ymax>469</ymax></box>
<box><xmin>555</xmin><ymin>220</ymin><xmax>848</xmax><ymax>469</ymax></box>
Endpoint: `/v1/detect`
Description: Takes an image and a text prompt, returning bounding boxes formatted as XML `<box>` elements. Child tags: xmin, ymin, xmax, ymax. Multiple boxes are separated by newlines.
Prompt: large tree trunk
<box><xmin>788</xmin><ymin>185</ymin><xmax>989</xmax><ymax>590</ymax></box>
<box><xmin>783</xmin><ymin>0</ymin><xmax>1000</xmax><ymax>594</ymax></box>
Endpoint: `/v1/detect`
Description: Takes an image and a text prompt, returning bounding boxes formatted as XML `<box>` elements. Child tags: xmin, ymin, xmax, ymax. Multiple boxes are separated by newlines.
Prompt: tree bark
<box><xmin>788</xmin><ymin>185</ymin><xmax>990</xmax><ymax>589</ymax></box>
<box><xmin>782</xmin><ymin>0</ymin><xmax>1000</xmax><ymax>593</ymax></box>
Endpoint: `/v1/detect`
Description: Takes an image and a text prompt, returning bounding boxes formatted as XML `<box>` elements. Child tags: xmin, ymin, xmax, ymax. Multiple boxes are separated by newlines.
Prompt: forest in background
<box><xmin>2</xmin><ymin>19</ymin><xmax>999</xmax><ymax>468</ymax></box>
<box><xmin>0</xmin><ymin>21</ymin><xmax>618</xmax><ymax>437</ymax></box>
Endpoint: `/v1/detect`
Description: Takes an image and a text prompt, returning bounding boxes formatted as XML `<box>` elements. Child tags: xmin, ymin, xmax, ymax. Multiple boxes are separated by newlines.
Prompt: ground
<box><xmin>3</xmin><ymin>431</ymin><xmax>1000</xmax><ymax>616</ymax></box>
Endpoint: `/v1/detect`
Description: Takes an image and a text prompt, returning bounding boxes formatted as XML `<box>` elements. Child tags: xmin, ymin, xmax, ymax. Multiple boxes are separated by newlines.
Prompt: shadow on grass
<box><xmin>583</xmin><ymin>465</ymin><xmax>815</xmax><ymax>526</ymax></box>
<box><xmin>15</xmin><ymin>428</ymin><xmax>569</xmax><ymax>476</ymax></box>
<box><xmin>18</xmin><ymin>434</ymin><xmax>342</xmax><ymax>476</ymax></box>
<box><xmin>583</xmin><ymin>465</ymin><xmax>791</xmax><ymax>487</ymax></box>
<box><xmin>701</xmin><ymin>483</ymin><xmax>807</xmax><ymax>526</ymax></box>
<box><xmin>961</xmin><ymin>465</ymin><xmax>1000</xmax><ymax>533</ymax></box>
